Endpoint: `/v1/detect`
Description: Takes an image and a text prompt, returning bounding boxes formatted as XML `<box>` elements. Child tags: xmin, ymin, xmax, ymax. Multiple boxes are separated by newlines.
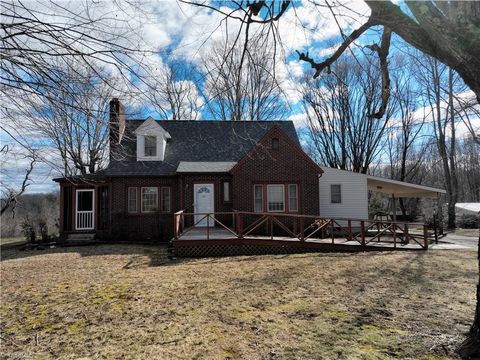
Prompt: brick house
<box><xmin>54</xmin><ymin>98</ymin><xmax>323</xmax><ymax>242</ymax></box>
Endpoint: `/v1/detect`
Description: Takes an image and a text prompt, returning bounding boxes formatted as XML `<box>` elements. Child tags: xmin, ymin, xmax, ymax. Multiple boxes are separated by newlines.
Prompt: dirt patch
<box><xmin>0</xmin><ymin>244</ymin><xmax>477</xmax><ymax>359</ymax></box>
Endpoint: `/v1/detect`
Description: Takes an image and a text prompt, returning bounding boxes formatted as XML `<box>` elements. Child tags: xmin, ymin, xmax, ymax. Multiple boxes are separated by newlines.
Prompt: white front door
<box><xmin>76</xmin><ymin>189</ymin><xmax>95</xmax><ymax>230</ymax></box>
<box><xmin>194</xmin><ymin>183</ymin><xmax>214</xmax><ymax>227</ymax></box>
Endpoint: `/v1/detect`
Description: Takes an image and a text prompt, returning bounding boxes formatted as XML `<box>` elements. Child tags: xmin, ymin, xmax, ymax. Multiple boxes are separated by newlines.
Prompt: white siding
<box><xmin>319</xmin><ymin>167</ymin><xmax>368</xmax><ymax>220</ymax></box>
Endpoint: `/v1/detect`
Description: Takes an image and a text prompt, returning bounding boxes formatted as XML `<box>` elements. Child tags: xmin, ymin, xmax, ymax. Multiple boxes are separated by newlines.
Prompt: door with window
<box><xmin>194</xmin><ymin>184</ymin><xmax>214</xmax><ymax>227</ymax></box>
<box><xmin>76</xmin><ymin>189</ymin><xmax>95</xmax><ymax>230</ymax></box>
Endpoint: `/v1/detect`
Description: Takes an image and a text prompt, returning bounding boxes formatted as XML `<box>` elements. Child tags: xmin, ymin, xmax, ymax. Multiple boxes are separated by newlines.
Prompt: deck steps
<box><xmin>66</xmin><ymin>233</ymin><xmax>97</xmax><ymax>244</ymax></box>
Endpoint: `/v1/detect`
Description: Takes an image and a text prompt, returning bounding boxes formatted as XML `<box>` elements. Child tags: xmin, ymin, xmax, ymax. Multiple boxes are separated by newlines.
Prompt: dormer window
<box><xmin>144</xmin><ymin>136</ymin><xmax>157</xmax><ymax>157</ymax></box>
<box><xmin>134</xmin><ymin>118</ymin><xmax>171</xmax><ymax>161</ymax></box>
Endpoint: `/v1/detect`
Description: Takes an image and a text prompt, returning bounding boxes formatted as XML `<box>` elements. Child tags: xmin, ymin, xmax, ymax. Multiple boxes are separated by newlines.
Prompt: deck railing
<box><xmin>173</xmin><ymin>210</ymin><xmax>430</xmax><ymax>249</ymax></box>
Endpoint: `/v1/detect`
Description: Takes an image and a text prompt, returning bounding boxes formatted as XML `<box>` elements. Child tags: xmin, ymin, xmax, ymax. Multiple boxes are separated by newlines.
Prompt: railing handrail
<box><xmin>175</xmin><ymin>211</ymin><xmax>426</xmax><ymax>226</ymax></box>
<box><xmin>172</xmin><ymin>210</ymin><xmax>429</xmax><ymax>249</ymax></box>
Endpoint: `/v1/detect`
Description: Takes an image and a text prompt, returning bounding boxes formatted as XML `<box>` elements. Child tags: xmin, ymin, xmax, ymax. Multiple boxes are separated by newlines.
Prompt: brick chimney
<box><xmin>109</xmin><ymin>98</ymin><xmax>126</xmax><ymax>145</ymax></box>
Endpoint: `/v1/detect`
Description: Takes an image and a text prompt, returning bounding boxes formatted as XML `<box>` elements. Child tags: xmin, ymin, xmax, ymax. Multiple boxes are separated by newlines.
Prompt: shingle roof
<box><xmin>105</xmin><ymin>120</ymin><xmax>300</xmax><ymax>176</ymax></box>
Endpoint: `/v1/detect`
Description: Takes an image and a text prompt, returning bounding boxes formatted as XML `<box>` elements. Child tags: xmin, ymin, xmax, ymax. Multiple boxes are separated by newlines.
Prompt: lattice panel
<box><xmin>173</xmin><ymin>243</ymin><xmax>326</xmax><ymax>258</ymax></box>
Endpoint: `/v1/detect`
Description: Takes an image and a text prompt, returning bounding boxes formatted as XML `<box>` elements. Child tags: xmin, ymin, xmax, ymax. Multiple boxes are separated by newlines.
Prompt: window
<box><xmin>254</xmin><ymin>185</ymin><xmax>263</xmax><ymax>212</ymax></box>
<box><xmin>331</xmin><ymin>184</ymin><xmax>342</xmax><ymax>204</ymax></box>
<box><xmin>288</xmin><ymin>184</ymin><xmax>298</xmax><ymax>212</ymax></box>
<box><xmin>223</xmin><ymin>181</ymin><xmax>231</xmax><ymax>202</ymax></box>
<box><xmin>267</xmin><ymin>184</ymin><xmax>285</xmax><ymax>212</ymax></box>
<box><xmin>144</xmin><ymin>136</ymin><xmax>157</xmax><ymax>157</ymax></box>
<box><xmin>141</xmin><ymin>187</ymin><xmax>158</xmax><ymax>212</ymax></box>
<box><xmin>161</xmin><ymin>187</ymin><xmax>171</xmax><ymax>213</ymax></box>
<box><xmin>128</xmin><ymin>187</ymin><xmax>137</xmax><ymax>213</ymax></box>
<box><xmin>271</xmin><ymin>137</ymin><xmax>279</xmax><ymax>149</ymax></box>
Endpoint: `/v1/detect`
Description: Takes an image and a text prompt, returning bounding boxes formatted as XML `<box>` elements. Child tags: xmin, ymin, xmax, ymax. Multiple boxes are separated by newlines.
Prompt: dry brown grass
<box><xmin>0</xmin><ymin>245</ymin><xmax>477</xmax><ymax>359</ymax></box>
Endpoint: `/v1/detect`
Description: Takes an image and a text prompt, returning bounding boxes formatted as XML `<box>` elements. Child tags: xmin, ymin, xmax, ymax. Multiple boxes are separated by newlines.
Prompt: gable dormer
<box><xmin>134</xmin><ymin>117</ymin><xmax>171</xmax><ymax>161</ymax></box>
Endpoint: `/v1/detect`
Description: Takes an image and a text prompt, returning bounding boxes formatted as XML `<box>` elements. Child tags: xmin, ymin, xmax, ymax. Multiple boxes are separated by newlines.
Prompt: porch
<box><xmin>171</xmin><ymin>211</ymin><xmax>432</xmax><ymax>257</ymax></box>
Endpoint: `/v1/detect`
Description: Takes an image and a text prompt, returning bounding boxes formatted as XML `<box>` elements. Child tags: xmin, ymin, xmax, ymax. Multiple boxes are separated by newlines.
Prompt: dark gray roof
<box><xmin>105</xmin><ymin>120</ymin><xmax>300</xmax><ymax>176</ymax></box>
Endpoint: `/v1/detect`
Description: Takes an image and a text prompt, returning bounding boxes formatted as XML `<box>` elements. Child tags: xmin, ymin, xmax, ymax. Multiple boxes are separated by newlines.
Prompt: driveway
<box><xmin>429</xmin><ymin>233</ymin><xmax>479</xmax><ymax>250</ymax></box>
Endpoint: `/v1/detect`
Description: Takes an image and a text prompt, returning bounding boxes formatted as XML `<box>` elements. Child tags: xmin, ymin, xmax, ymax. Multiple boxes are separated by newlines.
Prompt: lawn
<box><xmin>0</xmin><ymin>245</ymin><xmax>477</xmax><ymax>360</ymax></box>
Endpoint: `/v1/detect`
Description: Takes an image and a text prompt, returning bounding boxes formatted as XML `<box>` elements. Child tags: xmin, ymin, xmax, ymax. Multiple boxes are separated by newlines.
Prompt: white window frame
<box><xmin>267</xmin><ymin>184</ymin><xmax>285</xmax><ymax>213</ymax></box>
<box><xmin>288</xmin><ymin>184</ymin><xmax>298</xmax><ymax>212</ymax></box>
<box><xmin>161</xmin><ymin>187</ymin><xmax>171</xmax><ymax>213</ymax></box>
<box><xmin>141</xmin><ymin>187</ymin><xmax>158</xmax><ymax>213</ymax></box>
<box><xmin>127</xmin><ymin>187</ymin><xmax>138</xmax><ymax>213</ymax></box>
<box><xmin>331</xmin><ymin>184</ymin><xmax>342</xmax><ymax>204</ymax></box>
<box><xmin>253</xmin><ymin>184</ymin><xmax>263</xmax><ymax>213</ymax></box>
<box><xmin>144</xmin><ymin>135</ymin><xmax>157</xmax><ymax>157</ymax></box>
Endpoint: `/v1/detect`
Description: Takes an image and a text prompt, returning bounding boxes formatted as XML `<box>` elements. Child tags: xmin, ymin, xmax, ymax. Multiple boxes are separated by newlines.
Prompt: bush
<box><xmin>456</xmin><ymin>214</ymin><xmax>480</xmax><ymax>229</ymax></box>
<box><xmin>20</xmin><ymin>219</ymin><xmax>36</xmax><ymax>242</ymax></box>
<box><xmin>38</xmin><ymin>220</ymin><xmax>49</xmax><ymax>242</ymax></box>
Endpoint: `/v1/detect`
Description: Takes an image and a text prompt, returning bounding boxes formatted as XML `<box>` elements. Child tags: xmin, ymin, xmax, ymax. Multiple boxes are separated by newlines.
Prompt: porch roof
<box><xmin>176</xmin><ymin>161</ymin><xmax>237</xmax><ymax>173</ymax></box>
<box><xmin>366</xmin><ymin>175</ymin><xmax>446</xmax><ymax>198</ymax></box>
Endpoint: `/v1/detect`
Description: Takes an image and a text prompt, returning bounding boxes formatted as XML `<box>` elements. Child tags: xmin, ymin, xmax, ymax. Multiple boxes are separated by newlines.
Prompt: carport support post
<box><xmin>392</xmin><ymin>194</ymin><xmax>397</xmax><ymax>222</ymax></box>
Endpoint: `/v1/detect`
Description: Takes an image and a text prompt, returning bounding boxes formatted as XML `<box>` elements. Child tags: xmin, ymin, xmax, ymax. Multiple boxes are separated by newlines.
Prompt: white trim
<box><xmin>267</xmin><ymin>184</ymin><xmax>285</xmax><ymax>213</ymax></box>
<box><xmin>127</xmin><ymin>187</ymin><xmax>138</xmax><ymax>213</ymax></box>
<box><xmin>161</xmin><ymin>187</ymin><xmax>171</xmax><ymax>213</ymax></box>
<box><xmin>288</xmin><ymin>184</ymin><xmax>298</xmax><ymax>212</ymax></box>
<box><xmin>141</xmin><ymin>187</ymin><xmax>158</xmax><ymax>213</ymax></box>
<box><xmin>253</xmin><ymin>184</ymin><xmax>263</xmax><ymax>213</ymax></box>
<box><xmin>75</xmin><ymin>189</ymin><xmax>95</xmax><ymax>230</ymax></box>
<box><xmin>135</xmin><ymin>118</ymin><xmax>170</xmax><ymax>161</ymax></box>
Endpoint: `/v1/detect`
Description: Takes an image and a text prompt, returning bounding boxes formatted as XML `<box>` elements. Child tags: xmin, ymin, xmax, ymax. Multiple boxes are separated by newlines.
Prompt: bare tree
<box><xmin>385</xmin><ymin>59</ymin><xmax>428</xmax><ymax>217</ymax></box>
<box><xmin>148</xmin><ymin>59</ymin><xmax>203</xmax><ymax>120</ymax></box>
<box><xmin>0</xmin><ymin>145</ymin><xmax>37</xmax><ymax>216</ymax></box>
<box><xmin>2</xmin><ymin>63</ymin><xmax>115</xmax><ymax>176</ymax></box>
<box><xmin>1</xmin><ymin>1</ymin><xmax>152</xmax><ymax>107</ymax></box>
<box><xmin>202</xmin><ymin>40</ymin><xmax>288</xmax><ymax>121</ymax></box>
<box><xmin>302</xmin><ymin>56</ymin><xmax>392</xmax><ymax>173</ymax></box>
<box><xmin>417</xmin><ymin>58</ymin><xmax>459</xmax><ymax>229</ymax></box>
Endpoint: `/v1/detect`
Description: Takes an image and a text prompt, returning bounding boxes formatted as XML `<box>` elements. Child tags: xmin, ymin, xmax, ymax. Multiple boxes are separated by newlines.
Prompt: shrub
<box><xmin>38</xmin><ymin>220</ymin><xmax>49</xmax><ymax>242</ymax></box>
<box><xmin>20</xmin><ymin>219</ymin><xmax>36</xmax><ymax>242</ymax></box>
<box><xmin>456</xmin><ymin>214</ymin><xmax>480</xmax><ymax>229</ymax></box>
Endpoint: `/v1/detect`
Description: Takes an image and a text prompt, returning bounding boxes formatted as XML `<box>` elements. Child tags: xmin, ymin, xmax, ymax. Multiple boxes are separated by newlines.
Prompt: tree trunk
<box><xmin>458</xmin><ymin>233</ymin><xmax>480</xmax><ymax>359</ymax></box>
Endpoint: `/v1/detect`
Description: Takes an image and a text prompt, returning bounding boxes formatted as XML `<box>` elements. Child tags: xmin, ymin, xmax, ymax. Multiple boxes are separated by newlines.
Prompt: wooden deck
<box><xmin>171</xmin><ymin>211</ymin><xmax>432</xmax><ymax>257</ymax></box>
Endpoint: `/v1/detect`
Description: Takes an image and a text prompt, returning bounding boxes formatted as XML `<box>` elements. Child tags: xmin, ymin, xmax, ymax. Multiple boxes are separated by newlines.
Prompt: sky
<box><xmin>1</xmin><ymin>0</ymin><xmax>478</xmax><ymax>194</ymax></box>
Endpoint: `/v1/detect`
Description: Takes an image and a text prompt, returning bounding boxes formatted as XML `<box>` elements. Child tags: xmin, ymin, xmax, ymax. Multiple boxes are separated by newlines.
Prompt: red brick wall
<box><xmin>231</xmin><ymin>126</ymin><xmax>321</xmax><ymax>215</ymax></box>
<box><xmin>107</xmin><ymin>174</ymin><xmax>233</xmax><ymax>241</ymax></box>
<box><xmin>108</xmin><ymin>176</ymin><xmax>177</xmax><ymax>242</ymax></box>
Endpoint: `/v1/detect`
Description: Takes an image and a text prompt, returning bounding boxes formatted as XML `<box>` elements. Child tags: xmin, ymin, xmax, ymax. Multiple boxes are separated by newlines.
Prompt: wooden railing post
<box><xmin>377</xmin><ymin>221</ymin><xmax>381</xmax><ymax>242</ymax></box>
<box><xmin>348</xmin><ymin>220</ymin><xmax>352</xmax><ymax>241</ymax></box>
<box><xmin>330</xmin><ymin>219</ymin><xmax>335</xmax><ymax>244</ymax></box>
<box><xmin>393</xmin><ymin>223</ymin><xmax>397</xmax><ymax>249</ymax></box>
<box><xmin>299</xmin><ymin>217</ymin><xmax>305</xmax><ymax>242</ymax></box>
<box><xmin>270</xmin><ymin>215</ymin><xmax>273</xmax><ymax>240</ymax></box>
<box><xmin>360</xmin><ymin>221</ymin><xmax>366</xmax><ymax>247</ymax></box>
<box><xmin>207</xmin><ymin>214</ymin><xmax>210</xmax><ymax>240</ymax></box>
<box><xmin>237</xmin><ymin>212</ymin><xmax>243</xmax><ymax>239</ymax></box>
<box><xmin>423</xmin><ymin>225</ymin><xmax>429</xmax><ymax>249</ymax></box>
<box><xmin>404</xmin><ymin>224</ymin><xmax>409</xmax><ymax>245</ymax></box>
<box><xmin>173</xmin><ymin>212</ymin><xmax>178</xmax><ymax>240</ymax></box>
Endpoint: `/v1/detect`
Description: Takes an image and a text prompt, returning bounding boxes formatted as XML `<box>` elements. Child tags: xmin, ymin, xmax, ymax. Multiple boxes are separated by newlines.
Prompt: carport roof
<box><xmin>366</xmin><ymin>175</ymin><xmax>446</xmax><ymax>198</ymax></box>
